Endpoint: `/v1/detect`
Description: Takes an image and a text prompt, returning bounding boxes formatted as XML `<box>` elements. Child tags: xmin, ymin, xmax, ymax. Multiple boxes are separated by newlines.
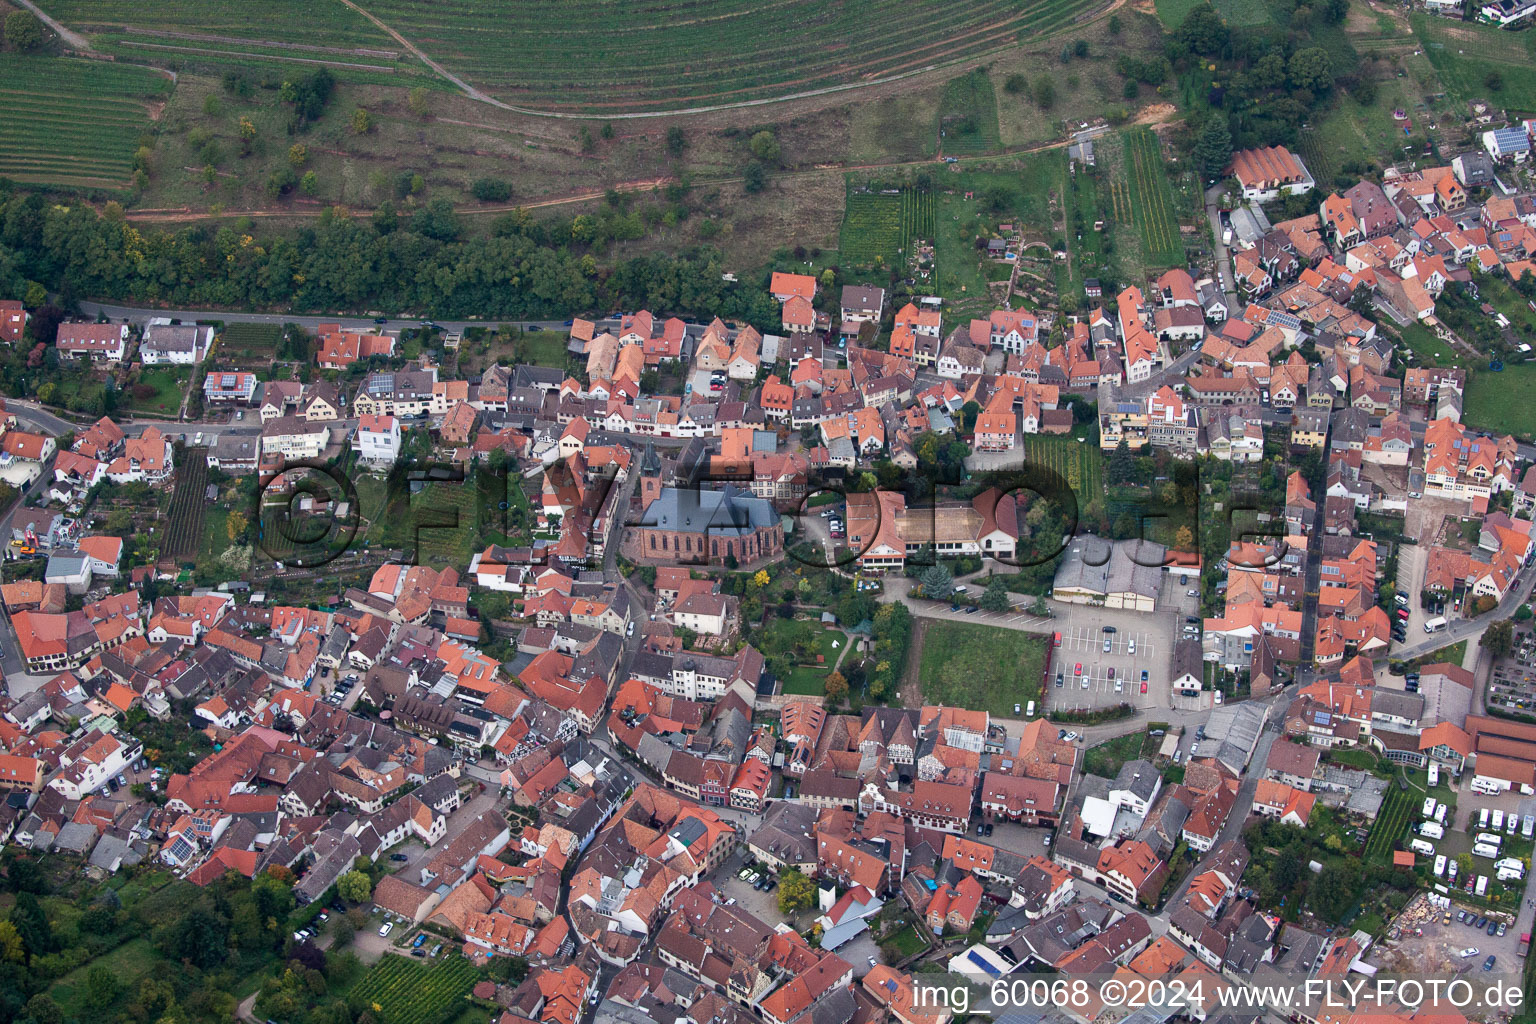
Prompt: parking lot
<box><xmin>1047</xmin><ymin>577</ymin><xmax>1199</xmax><ymax>712</ymax></box>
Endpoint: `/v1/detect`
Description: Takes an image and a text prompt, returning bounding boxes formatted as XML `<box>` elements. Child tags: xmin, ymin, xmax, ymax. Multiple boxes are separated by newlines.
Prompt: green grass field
<box><xmin>1412</xmin><ymin>14</ymin><xmax>1536</xmax><ymax>104</ymax></box>
<box><xmin>40</xmin><ymin>0</ymin><xmax>1102</xmax><ymax>113</ymax></box>
<box><xmin>1083</xmin><ymin>731</ymin><xmax>1144</xmax><ymax>778</ymax></box>
<box><xmin>349</xmin><ymin>953</ymin><xmax>479</xmax><ymax>1024</ymax></box>
<box><xmin>1121</xmin><ymin>128</ymin><xmax>1184</xmax><ymax>269</ymax></box>
<box><xmin>516</xmin><ymin>330</ymin><xmax>569</xmax><ymax>369</ymax></box>
<box><xmin>1397</xmin><ymin>322</ymin><xmax>1465</xmax><ymax>367</ymax></box>
<box><xmin>0</xmin><ymin>56</ymin><xmax>170</xmax><ymax>190</ymax></box>
<box><xmin>130</xmin><ymin>366</ymin><xmax>191</xmax><ymax>415</ymax></box>
<box><xmin>917</xmin><ymin>619</ymin><xmax>1047</xmax><ymax>716</ymax></box>
<box><xmin>1153</xmin><ymin>0</ymin><xmax>1207</xmax><ymax>29</ymax></box>
<box><xmin>1465</xmin><ymin>364</ymin><xmax>1536</xmax><ymax>441</ymax></box>
<box><xmin>937</xmin><ymin>70</ymin><xmax>1002</xmax><ymax>156</ymax></box>
<box><xmin>48</xmin><ymin>938</ymin><xmax>160</xmax><ymax>1017</ymax></box>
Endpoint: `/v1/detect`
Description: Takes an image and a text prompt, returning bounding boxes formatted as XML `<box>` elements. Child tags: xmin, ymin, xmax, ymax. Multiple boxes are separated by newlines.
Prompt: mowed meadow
<box><xmin>0</xmin><ymin>56</ymin><xmax>171</xmax><ymax>190</ymax></box>
<box><xmin>36</xmin><ymin>0</ymin><xmax>1103</xmax><ymax>112</ymax></box>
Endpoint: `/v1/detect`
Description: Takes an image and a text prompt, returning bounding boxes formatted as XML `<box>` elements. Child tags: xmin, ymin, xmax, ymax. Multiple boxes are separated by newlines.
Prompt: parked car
<box><xmin>379</xmin><ymin>923</ymin><xmax>393</xmax><ymax>937</ymax></box>
<box><xmin>390</xmin><ymin>853</ymin><xmax>409</xmax><ymax>862</ymax></box>
<box><xmin>1483</xmin><ymin>955</ymin><xmax>1497</xmax><ymax>972</ymax></box>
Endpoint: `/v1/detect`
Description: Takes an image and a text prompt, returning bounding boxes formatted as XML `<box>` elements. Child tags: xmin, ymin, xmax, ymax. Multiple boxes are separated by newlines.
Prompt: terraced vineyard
<box><xmin>1122</xmin><ymin>128</ymin><xmax>1184</xmax><ymax>269</ymax></box>
<box><xmin>36</xmin><ymin>0</ymin><xmax>405</xmax><ymax>79</ymax></box>
<box><xmin>0</xmin><ymin>56</ymin><xmax>171</xmax><ymax>190</ymax></box>
<box><xmin>840</xmin><ymin>186</ymin><xmax>933</xmax><ymax>268</ymax></box>
<box><xmin>44</xmin><ymin>0</ymin><xmax>1101</xmax><ymax>112</ymax></box>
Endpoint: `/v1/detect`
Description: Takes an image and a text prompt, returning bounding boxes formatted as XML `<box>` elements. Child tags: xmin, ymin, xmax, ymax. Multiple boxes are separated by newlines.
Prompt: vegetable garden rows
<box><xmin>0</xmin><ymin>56</ymin><xmax>168</xmax><ymax>190</ymax></box>
<box><xmin>163</xmin><ymin>455</ymin><xmax>210</xmax><ymax>561</ymax></box>
<box><xmin>1022</xmin><ymin>435</ymin><xmax>1102</xmax><ymax>500</ymax></box>
<box><xmin>350</xmin><ymin>953</ymin><xmax>479</xmax><ymax>1024</ymax></box>
<box><xmin>841</xmin><ymin>186</ymin><xmax>932</xmax><ymax>269</ymax></box>
<box><xmin>1123</xmin><ymin>128</ymin><xmax>1184</xmax><ymax>269</ymax></box>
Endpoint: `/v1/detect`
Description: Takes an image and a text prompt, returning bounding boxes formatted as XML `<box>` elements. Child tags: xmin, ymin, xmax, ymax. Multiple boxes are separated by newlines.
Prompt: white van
<box><xmin>1447</xmin><ymin>859</ymin><xmax>1459</xmax><ymax>880</ymax></box>
<box><xmin>1476</xmin><ymin>832</ymin><xmax>1504</xmax><ymax>848</ymax></box>
<box><xmin>1479</xmin><ymin>808</ymin><xmax>1491</xmax><ymax>830</ymax></box>
<box><xmin>1420</xmin><ymin>822</ymin><xmax>1445</xmax><ymax>840</ymax></box>
<box><xmin>1508</xmin><ymin>813</ymin><xmax>1520</xmax><ymax>835</ymax></box>
<box><xmin>1493</xmin><ymin>810</ymin><xmax>1505</xmax><ymax>831</ymax></box>
<box><xmin>1025</xmin><ymin>700</ymin><xmax>1036</xmax><ymax>718</ymax></box>
<box><xmin>1435</xmin><ymin>803</ymin><xmax>1448</xmax><ymax>824</ymax></box>
<box><xmin>1423</xmin><ymin>797</ymin><xmax>1437</xmax><ymax>818</ymax></box>
<box><xmin>1498</xmin><ymin>866</ymin><xmax>1524</xmax><ymax>883</ymax></box>
<box><xmin>1474</xmin><ymin>842</ymin><xmax>1501</xmax><ymax>858</ymax></box>
<box><xmin>1475</xmin><ymin>875</ymin><xmax>1488</xmax><ymax>897</ymax></box>
<box><xmin>1410</xmin><ymin>838</ymin><xmax>1436</xmax><ymax>856</ymax></box>
<box><xmin>1433</xmin><ymin>855</ymin><xmax>1447</xmax><ymax>877</ymax></box>
<box><xmin>1428</xmin><ymin>763</ymin><xmax>1439</xmax><ymax>787</ymax></box>
<box><xmin>1524</xmin><ymin>814</ymin><xmax>1535</xmax><ymax>839</ymax></box>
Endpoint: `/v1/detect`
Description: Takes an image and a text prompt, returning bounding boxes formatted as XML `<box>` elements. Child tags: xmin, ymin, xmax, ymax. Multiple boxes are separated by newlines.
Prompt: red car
<box><xmin>1140</xmin><ymin>681</ymin><xmax>1148</xmax><ymax>694</ymax></box>
<box><xmin>1074</xmin><ymin>663</ymin><xmax>1083</xmax><ymax>676</ymax></box>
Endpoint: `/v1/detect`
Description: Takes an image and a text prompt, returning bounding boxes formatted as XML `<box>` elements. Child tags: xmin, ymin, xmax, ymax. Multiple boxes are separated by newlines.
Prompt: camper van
<box><xmin>1508</xmin><ymin>813</ymin><xmax>1520</xmax><ymax>835</ymax></box>
<box><xmin>1496</xmin><ymin>857</ymin><xmax>1525</xmax><ymax>874</ymax></box>
<box><xmin>1410</xmin><ymin>838</ymin><xmax>1436</xmax><ymax>856</ymax></box>
<box><xmin>1434</xmin><ymin>855</ymin><xmax>1447</xmax><ymax>877</ymax></box>
<box><xmin>1480</xmin><ymin>808</ymin><xmax>1491</xmax><ymax>830</ymax></box>
<box><xmin>1500</xmin><ymin>866</ymin><xmax>1525</xmax><ymax>883</ymax></box>
<box><xmin>1524</xmin><ymin>814</ymin><xmax>1535</xmax><ymax>839</ymax></box>
<box><xmin>1493</xmin><ymin>810</ymin><xmax>1505</xmax><ymax>831</ymax></box>
<box><xmin>1476</xmin><ymin>875</ymin><xmax>1489</xmax><ymax>898</ymax></box>
<box><xmin>1428</xmin><ymin>763</ymin><xmax>1439</xmax><ymax>787</ymax></box>
<box><xmin>1448</xmin><ymin>859</ymin><xmax>1459</xmax><ymax>881</ymax></box>
<box><xmin>1420</xmin><ymin>822</ymin><xmax>1445</xmax><ymax>840</ymax></box>
<box><xmin>1474</xmin><ymin>842</ymin><xmax>1501</xmax><ymax>859</ymax></box>
<box><xmin>1436</xmin><ymin>803</ymin><xmax>1448</xmax><ymax>824</ymax></box>
<box><xmin>1423</xmin><ymin>797</ymin><xmax>1437</xmax><ymax>817</ymax></box>
<box><xmin>1476</xmin><ymin>832</ymin><xmax>1503</xmax><ymax>848</ymax></box>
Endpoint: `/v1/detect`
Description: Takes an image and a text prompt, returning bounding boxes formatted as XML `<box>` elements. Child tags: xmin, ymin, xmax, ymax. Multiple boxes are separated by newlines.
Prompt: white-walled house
<box><xmin>140</xmin><ymin>323</ymin><xmax>214</xmax><ymax>365</ymax></box>
<box><xmin>356</xmin><ymin>414</ymin><xmax>402</xmax><ymax>466</ymax></box>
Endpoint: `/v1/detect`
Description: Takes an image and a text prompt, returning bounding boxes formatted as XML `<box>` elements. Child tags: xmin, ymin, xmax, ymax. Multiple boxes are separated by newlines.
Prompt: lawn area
<box><xmin>917</xmin><ymin>619</ymin><xmax>1047</xmax><ymax>716</ymax></box>
<box><xmin>1083</xmin><ymin>731</ymin><xmax>1144</xmax><ymax>778</ymax></box>
<box><xmin>1328</xmin><ymin>748</ymin><xmax>1378</xmax><ymax>772</ymax></box>
<box><xmin>516</xmin><ymin>330</ymin><xmax>570</xmax><ymax>369</ymax></box>
<box><xmin>782</xmin><ymin>665</ymin><xmax>832</xmax><ymax>696</ymax></box>
<box><xmin>1397</xmin><ymin>321</ymin><xmax>1465</xmax><ymax>368</ymax></box>
<box><xmin>937</xmin><ymin>70</ymin><xmax>1002</xmax><ymax>156</ymax></box>
<box><xmin>348</xmin><ymin>952</ymin><xmax>480</xmax><ymax>1024</ymax></box>
<box><xmin>0</xmin><ymin>55</ymin><xmax>170</xmax><ymax>191</ymax></box>
<box><xmin>1153</xmin><ymin>0</ymin><xmax>1205</xmax><ymax>29</ymax></box>
<box><xmin>48</xmin><ymin>938</ymin><xmax>160</xmax><ymax>1017</ymax></box>
<box><xmin>129</xmin><ymin>366</ymin><xmax>191</xmax><ymax>415</ymax></box>
<box><xmin>1362</xmin><ymin>782</ymin><xmax>1415</xmax><ymax>866</ymax></box>
<box><xmin>886</xmin><ymin>924</ymin><xmax>929</xmax><ymax>957</ymax></box>
<box><xmin>1465</xmin><ymin>364</ymin><xmax>1536</xmax><ymax>440</ymax></box>
<box><xmin>1411</xmin><ymin>14</ymin><xmax>1536</xmax><ymax>105</ymax></box>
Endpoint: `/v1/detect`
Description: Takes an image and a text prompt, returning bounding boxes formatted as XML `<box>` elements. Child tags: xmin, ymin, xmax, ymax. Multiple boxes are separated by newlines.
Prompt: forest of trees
<box><xmin>0</xmin><ymin>182</ymin><xmax>782</xmax><ymax>328</ymax></box>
